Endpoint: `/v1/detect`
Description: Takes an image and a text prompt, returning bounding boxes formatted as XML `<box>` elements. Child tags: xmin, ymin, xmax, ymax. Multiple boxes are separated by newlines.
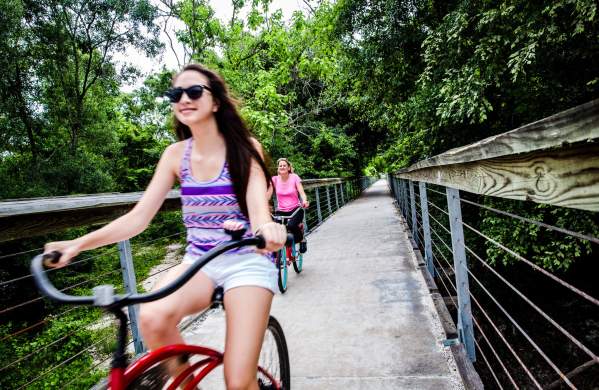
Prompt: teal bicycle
<box><xmin>272</xmin><ymin>208</ymin><xmax>305</xmax><ymax>293</ymax></box>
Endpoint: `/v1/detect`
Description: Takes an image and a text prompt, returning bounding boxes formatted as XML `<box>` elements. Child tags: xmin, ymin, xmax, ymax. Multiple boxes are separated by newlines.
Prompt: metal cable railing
<box><xmin>431</xmin><ymin>251</ymin><xmax>515</xmax><ymax>389</ymax></box>
<box><xmin>389</xmin><ymin>175</ymin><xmax>598</xmax><ymax>389</ymax></box>
<box><xmin>429</xmin><ymin>221</ymin><xmax>538</xmax><ymax>388</ymax></box>
<box><xmin>460</xmin><ymin>224</ymin><xmax>598</xmax><ymax>362</ymax></box>
<box><xmin>461</xmin><ymin>220</ymin><xmax>598</xmax><ymax>307</ymax></box>
<box><xmin>16</xmin><ymin>331</ymin><xmax>115</xmax><ymax>390</ymax></box>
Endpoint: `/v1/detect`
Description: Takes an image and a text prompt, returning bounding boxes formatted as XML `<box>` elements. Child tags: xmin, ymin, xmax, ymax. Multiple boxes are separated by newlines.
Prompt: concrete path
<box><xmin>184</xmin><ymin>179</ymin><xmax>463</xmax><ymax>389</ymax></box>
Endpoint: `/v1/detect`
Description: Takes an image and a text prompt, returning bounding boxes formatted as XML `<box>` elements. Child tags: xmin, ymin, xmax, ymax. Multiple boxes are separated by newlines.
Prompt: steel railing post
<box><xmin>409</xmin><ymin>180</ymin><xmax>418</xmax><ymax>247</ymax></box>
<box><xmin>446</xmin><ymin>187</ymin><xmax>476</xmax><ymax>362</ymax></box>
<box><xmin>315</xmin><ymin>187</ymin><xmax>322</xmax><ymax>224</ymax></box>
<box><xmin>118</xmin><ymin>240</ymin><xmax>145</xmax><ymax>354</ymax></box>
<box><xmin>334</xmin><ymin>184</ymin><xmax>340</xmax><ymax>210</ymax></box>
<box><xmin>327</xmin><ymin>185</ymin><xmax>333</xmax><ymax>215</ymax></box>
<box><xmin>340</xmin><ymin>182</ymin><xmax>345</xmax><ymax>204</ymax></box>
<box><xmin>419</xmin><ymin>182</ymin><xmax>434</xmax><ymax>277</ymax></box>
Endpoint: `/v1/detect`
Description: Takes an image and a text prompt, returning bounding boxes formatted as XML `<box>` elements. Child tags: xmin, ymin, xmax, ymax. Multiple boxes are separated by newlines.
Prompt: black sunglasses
<box><xmin>165</xmin><ymin>84</ymin><xmax>213</xmax><ymax>103</ymax></box>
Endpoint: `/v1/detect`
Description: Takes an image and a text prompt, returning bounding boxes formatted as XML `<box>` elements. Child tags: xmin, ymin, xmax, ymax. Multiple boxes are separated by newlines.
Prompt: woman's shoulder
<box><xmin>291</xmin><ymin>173</ymin><xmax>301</xmax><ymax>182</ymax></box>
<box><xmin>164</xmin><ymin>140</ymin><xmax>187</xmax><ymax>156</ymax></box>
<box><xmin>250</xmin><ymin>137</ymin><xmax>264</xmax><ymax>158</ymax></box>
<box><xmin>159</xmin><ymin>141</ymin><xmax>187</xmax><ymax>168</ymax></box>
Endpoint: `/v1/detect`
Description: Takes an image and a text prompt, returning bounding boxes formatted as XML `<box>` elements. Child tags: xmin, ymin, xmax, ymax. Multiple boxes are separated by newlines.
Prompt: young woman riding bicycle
<box><xmin>42</xmin><ymin>63</ymin><xmax>287</xmax><ymax>390</ymax></box>
<box><xmin>267</xmin><ymin>158</ymin><xmax>309</xmax><ymax>253</ymax></box>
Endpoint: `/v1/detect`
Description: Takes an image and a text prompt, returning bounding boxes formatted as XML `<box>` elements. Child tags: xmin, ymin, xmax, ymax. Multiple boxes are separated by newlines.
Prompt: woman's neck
<box><xmin>279</xmin><ymin>172</ymin><xmax>290</xmax><ymax>180</ymax></box>
<box><xmin>189</xmin><ymin>117</ymin><xmax>224</xmax><ymax>154</ymax></box>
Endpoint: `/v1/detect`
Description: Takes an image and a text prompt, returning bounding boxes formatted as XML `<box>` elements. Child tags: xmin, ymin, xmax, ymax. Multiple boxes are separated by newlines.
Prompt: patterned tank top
<box><xmin>179</xmin><ymin>138</ymin><xmax>253</xmax><ymax>258</ymax></box>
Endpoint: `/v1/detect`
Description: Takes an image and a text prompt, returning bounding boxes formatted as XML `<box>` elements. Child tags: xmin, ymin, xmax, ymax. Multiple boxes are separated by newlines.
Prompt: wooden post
<box><xmin>446</xmin><ymin>187</ymin><xmax>475</xmax><ymax>362</ymax></box>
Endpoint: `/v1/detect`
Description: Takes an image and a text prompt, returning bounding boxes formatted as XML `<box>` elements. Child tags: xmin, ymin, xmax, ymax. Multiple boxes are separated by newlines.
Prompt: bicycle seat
<box><xmin>211</xmin><ymin>286</ymin><xmax>225</xmax><ymax>309</ymax></box>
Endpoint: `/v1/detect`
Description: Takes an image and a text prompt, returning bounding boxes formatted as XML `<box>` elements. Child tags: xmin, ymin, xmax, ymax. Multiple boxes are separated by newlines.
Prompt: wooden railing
<box><xmin>390</xmin><ymin>99</ymin><xmax>599</xmax><ymax>389</ymax></box>
<box><xmin>396</xmin><ymin>98</ymin><xmax>599</xmax><ymax>211</ymax></box>
<box><xmin>0</xmin><ymin>177</ymin><xmax>369</xmax><ymax>243</ymax></box>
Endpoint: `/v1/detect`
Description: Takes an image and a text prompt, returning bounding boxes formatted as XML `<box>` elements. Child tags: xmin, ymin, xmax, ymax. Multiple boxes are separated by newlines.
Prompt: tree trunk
<box><xmin>14</xmin><ymin>65</ymin><xmax>37</xmax><ymax>162</ymax></box>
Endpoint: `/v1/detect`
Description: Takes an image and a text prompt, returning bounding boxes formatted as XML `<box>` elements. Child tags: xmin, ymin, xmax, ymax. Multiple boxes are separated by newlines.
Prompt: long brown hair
<box><xmin>172</xmin><ymin>64</ymin><xmax>271</xmax><ymax>217</ymax></box>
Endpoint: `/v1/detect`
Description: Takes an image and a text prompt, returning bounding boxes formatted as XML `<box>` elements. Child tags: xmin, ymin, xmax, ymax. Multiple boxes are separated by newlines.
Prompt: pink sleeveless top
<box><xmin>272</xmin><ymin>174</ymin><xmax>302</xmax><ymax>212</ymax></box>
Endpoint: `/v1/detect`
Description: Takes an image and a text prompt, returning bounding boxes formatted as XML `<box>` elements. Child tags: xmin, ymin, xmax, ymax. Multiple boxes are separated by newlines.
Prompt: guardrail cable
<box><xmin>458</xmin><ymin>228</ymin><xmax>599</xmax><ymax>365</ymax></box>
<box><xmin>460</xmin><ymin>199</ymin><xmax>599</xmax><ymax>245</ymax></box>
<box><xmin>0</xmin><ymin>246</ymin><xmax>120</xmax><ymax>288</ymax></box>
<box><xmin>0</xmin><ymin>311</ymin><xmax>109</xmax><ymax>372</ymax></box>
<box><xmin>474</xmin><ymin>337</ymin><xmax>505</xmax><ymax>390</ymax></box>
<box><xmin>0</xmin><ymin>268</ymin><xmax>120</xmax><ymax>316</ymax></box>
<box><xmin>0</xmin><ymin>246</ymin><xmax>44</xmax><ymax>261</ymax></box>
<box><xmin>432</xmin><ymin>244</ymin><xmax>539</xmax><ymax>388</ymax></box>
<box><xmin>16</xmin><ymin>332</ymin><xmax>115</xmax><ymax>390</ymax></box>
<box><xmin>460</xmin><ymin>221</ymin><xmax>598</xmax><ymax>307</ymax></box>
<box><xmin>430</xmin><ymin>245</ymin><xmax>515</xmax><ymax>388</ymax></box>
<box><xmin>0</xmin><ymin>306</ymin><xmax>81</xmax><ymax>343</ymax></box>
<box><xmin>460</xmin><ymin>250</ymin><xmax>576</xmax><ymax>388</ymax></box>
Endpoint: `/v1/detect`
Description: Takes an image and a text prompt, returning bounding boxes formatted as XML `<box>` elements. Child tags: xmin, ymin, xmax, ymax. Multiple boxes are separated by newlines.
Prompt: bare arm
<box><xmin>247</xmin><ymin>139</ymin><xmax>286</xmax><ymax>251</ymax></box>
<box><xmin>296</xmin><ymin>177</ymin><xmax>309</xmax><ymax>208</ymax></box>
<box><xmin>45</xmin><ymin>144</ymin><xmax>180</xmax><ymax>266</ymax></box>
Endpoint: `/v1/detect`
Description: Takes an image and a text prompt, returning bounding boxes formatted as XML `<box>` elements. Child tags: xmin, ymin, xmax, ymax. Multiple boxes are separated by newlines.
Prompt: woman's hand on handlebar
<box><xmin>43</xmin><ymin>240</ymin><xmax>82</xmax><ymax>268</ymax></box>
<box><xmin>255</xmin><ymin>221</ymin><xmax>287</xmax><ymax>254</ymax></box>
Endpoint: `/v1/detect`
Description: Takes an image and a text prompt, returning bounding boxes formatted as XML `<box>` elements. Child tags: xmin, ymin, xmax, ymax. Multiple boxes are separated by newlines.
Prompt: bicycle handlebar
<box><xmin>271</xmin><ymin>206</ymin><xmax>305</xmax><ymax>223</ymax></box>
<box><xmin>31</xmin><ymin>233</ymin><xmax>294</xmax><ymax>309</ymax></box>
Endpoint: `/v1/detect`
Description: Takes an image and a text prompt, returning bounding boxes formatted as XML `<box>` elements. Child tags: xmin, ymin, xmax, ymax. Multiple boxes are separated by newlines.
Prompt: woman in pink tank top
<box><xmin>268</xmin><ymin>158</ymin><xmax>309</xmax><ymax>252</ymax></box>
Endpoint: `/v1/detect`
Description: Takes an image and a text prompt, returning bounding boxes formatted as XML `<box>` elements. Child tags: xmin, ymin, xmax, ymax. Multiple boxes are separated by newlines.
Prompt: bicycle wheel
<box><xmin>277</xmin><ymin>250</ymin><xmax>288</xmax><ymax>293</ymax></box>
<box><xmin>292</xmin><ymin>243</ymin><xmax>303</xmax><ymax>274</ymax></box>
<box><xmin>292</xmin><ymin>252</ymin><xmax>302</xmax><ymax>274</ymax></box>
<box><xmin>122</xmin><ymin>363</ymin><xmax>170</xmax><ymax>389</ymax></box>
<box><xmin>257</xmin><ymin>316</ymin><xmax>291</xmax><ymax>390</ymax></box>
<box><xmin>91</xmin><ymin>364</ymin><xmax>170</xmax><ymax>390</ymax></box>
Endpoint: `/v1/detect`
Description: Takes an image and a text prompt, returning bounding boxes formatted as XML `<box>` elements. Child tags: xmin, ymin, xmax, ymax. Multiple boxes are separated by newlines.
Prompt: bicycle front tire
<box><xmin>277</xmin><ymin>250</ymin><xmax>288</xmax><ymax>293</ymax></box>
<box><xmin>258</xmin><ymin>316</ymin><xmax>291</xmax><ymax>390</ymax></box>
<box><xmin>292</xmin><ymin>250</ymin><xmax>302</xmax><ymax>274</ymax></box>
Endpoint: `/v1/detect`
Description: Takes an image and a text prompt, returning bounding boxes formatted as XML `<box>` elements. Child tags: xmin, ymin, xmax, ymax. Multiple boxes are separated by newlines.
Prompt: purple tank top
<box><xmin>180</xmin><ymin>138</ymin><xmax>253</xmax><ymax>258</ymax></box>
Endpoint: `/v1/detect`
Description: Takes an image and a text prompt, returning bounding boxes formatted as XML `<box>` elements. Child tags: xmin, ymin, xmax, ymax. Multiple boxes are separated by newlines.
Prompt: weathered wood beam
<box><xmin>302</xmin><ymin>178</ymin><xmax>345</xmax><ymax>189</ymax></box>
<box><xmin>398</xmin><ymin>143</ymin><xmax>599</xmax><ymax>211</ymax></box>
<box><xmin>0</xmin><ymin>179</ymin><xmax>351</xmax><ymax>242</ymax></box>
<box><xmin>0</xmin><ymin>191</ymin><xmax>181</xmax><ymax>218</ymax></box>
<box><xmin>0</xmin><ymin>197</ymin><xmax>181</xmax><ymax>243</ymax></box>
<box><xmin>403</xmin><ymin>98</ymin><xmax>599</xmax><ymax>171</ymax></box>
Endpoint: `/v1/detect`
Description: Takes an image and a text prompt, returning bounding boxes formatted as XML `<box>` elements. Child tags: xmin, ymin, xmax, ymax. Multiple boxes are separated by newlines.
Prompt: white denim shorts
<box><xmin>183</xmin><ymin>251</ymin><xmax>278</xmax><ymax>294</ymax></box>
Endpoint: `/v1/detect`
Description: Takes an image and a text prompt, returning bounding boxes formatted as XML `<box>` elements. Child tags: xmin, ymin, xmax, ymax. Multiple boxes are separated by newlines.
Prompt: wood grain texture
<box><xmin>401</xmin><ymin>98</ymin><xmax>599</xmax><ymax>172</ymax></box>
<box><xmin>0</xmin><ymin>179</ymin><xmax>353</xmax><ymax>241</ymax></box>
<box><xmin>398</xmin><ymin>143</ymin><xmax>599</xmax><ymax>211</ymax></box>
<box><xmin>0</xmin><ymin>199</ymin><xmax>181</xmax><ymax>243</ymax></box>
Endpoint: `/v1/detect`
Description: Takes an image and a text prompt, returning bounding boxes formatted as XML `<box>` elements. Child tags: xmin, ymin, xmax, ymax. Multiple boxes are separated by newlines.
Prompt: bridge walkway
<box><xmin>185</xmin><ymin>179</ymin><xmax>463</xmax><ymax>389</ymax></box>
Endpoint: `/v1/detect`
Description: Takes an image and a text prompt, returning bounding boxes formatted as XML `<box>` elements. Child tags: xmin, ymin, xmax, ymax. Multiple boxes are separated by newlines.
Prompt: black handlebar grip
<box><xmin>255</xmin><ymin>235</ymin><xmax>266</xmax><ymax>249</ymax></box>
<box><xmin>224</xmin><ymin>227</ymin><xmax>247</xmax><ymax>241</ymax></box>
<box><xmin>254</xmin><ymin>233</ymin><xmax>294</xmax><ymax>249</ymax></box>
<box><xmin>42</xmin><ymin>251</ymin><xmax>62</xmax><ymax>267</ymax></box>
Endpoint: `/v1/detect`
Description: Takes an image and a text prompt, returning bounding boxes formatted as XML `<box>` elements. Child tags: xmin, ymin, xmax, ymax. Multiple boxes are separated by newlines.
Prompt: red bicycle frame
<box><xmin>109</xmin><ymin>344</ymin><xmax>281</xmax><ymax>390</ymax></box>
